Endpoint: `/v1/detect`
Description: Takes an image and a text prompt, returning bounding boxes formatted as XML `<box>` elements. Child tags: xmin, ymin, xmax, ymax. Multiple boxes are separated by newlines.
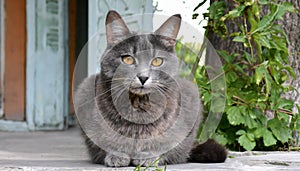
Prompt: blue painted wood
<box><xmin>87</xmin><ymin>0</ymin><xmax>153</xmax><ymax>75</ymax></box>
<box><xmin>0</xmin><ymin>120</ymin><xmax>28</xmax><ymax>132</ymax></box>
<box><xmin>26</xmin><ymin>0</ymin><xmax>69</xmax><ymax>130</ymax></box>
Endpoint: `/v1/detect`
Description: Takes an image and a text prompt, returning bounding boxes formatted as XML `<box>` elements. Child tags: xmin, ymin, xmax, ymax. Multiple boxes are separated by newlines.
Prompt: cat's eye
<box><xmin>151</xmin><ymin>57</ymin><xmax>163</xmax><ymax>67</ymax></box>
<box><xmin>122</xmin><ymin>55</ymin><xmax>135</xmax><ymax>65</ymax></box>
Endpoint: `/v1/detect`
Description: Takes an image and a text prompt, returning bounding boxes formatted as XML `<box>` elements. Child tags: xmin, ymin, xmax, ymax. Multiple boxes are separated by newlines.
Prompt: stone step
<box><xmin>0</xmin><ymin>128</ymin><xmax>299</xmax><ymax>170</ymax></box>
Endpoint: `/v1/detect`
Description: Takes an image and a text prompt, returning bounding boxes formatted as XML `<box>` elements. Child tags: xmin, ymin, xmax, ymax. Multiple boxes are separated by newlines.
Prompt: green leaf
<box><xmin>272</xmin><ymin>25</ymin><xmax>289</xmax><ymax>44</ymax></box>
<box><xmin>226</xmin><ymin>71</ymin><xmax>238</xmax><ymax>83</ymax></box>
<box><xmin>257</xmin><ymin>14</ymin><xmax>274</xmax><ymax>31</ymax></box>
<box><xmin>233</xmin><ymin>63</ymin><xmax>247</xmax><ymax>76</ymax></box>
<box><xmin>269</xmin><ymin>63</ymin><xmax>280</xmax><ymax>84</ymax></box>
<box><xmin>203</xmin><ymin>92</ymin><xmax>212</xmax><ymax>105</ymax></box>
<box><xmin>270</xmin><ymin>88</ymin><xmax>280</xmax><ymax>106</ymax></box>
<box><xmin>247</xmin><ymin>133</ymin><xmax>255</xmax><ymax>141</ymax></box>
<box><xmin>258</xmin><ymin>35</ymin><xmax>272</xmax><ymax>49</ymax></box>
<box><xmin>248</xmin><ymin>13</ymin><xmax>258</xmax><ymax>33</ymax></box>
<box><xmin>218</xmin><ymin>50</ymin><xmax>235</xmax><ymax>63</ymax></box>
<box><xmin>238</xmin><ymin>134</ymin><xmax>256</xmax><ymax>151</ymax></box>
<box><xmin>268</xmin><ymin>119</ymin><xmax>291</xmax><ymax>143</ymax></box>
<box><xmin>264</xmin><ymin>74</ymin><xmax>272</xmax><ymax>95</ymax></box>
<box><xmin>276</xmin><ymin>2</ymin><xmax>295</xmax><ymax>20</ymax></box>
<box><xmin>225</xmin><ymin>5</ymin><xmax>246</xmax><ymax>19</ymax></box>
<box><xmin>255</xmin><ymin>109</ymin><xmax>268</xmax><ymax>126</ymax></box>
<box><xmin>212</xmin><ymin>133</ymin><xmax>228</xmax><ymax>145</ymax></box>
<box><xmin>275</xmin><ymin>99</ymin><xmax>293</xmax><ymax>110</ymax></box>
<box><xmin>251</xmin><ymin>6</ymin><xmax>279</xmax><ymax>34</ymax></box>
<box><xmin>270</xmin><ymin>35</ymin><xmax>288</xmax><ymax>52</ymax></box>
<box><xmin>257</xmin><ymin>103</ymin><xmax>266</xmax><ymax>111</ymax></box>
<box><xmin>236</xmin><ymin>130</ymin><xmax>246</xmax><ymax>135</ymax></box>
<box><xmin>244</xmin><ymin>113</ymin><xmax>258</xmax><ymax>129</ymax></box>
<box><xmin>243</xmin><ymin>52</ymin><xmax>252</xmax><ymax>65</ymax></box>
<box><xmin>227</xmin><ymin>106</ymin><xmax>245</xmax><ymax>126</ymax></box>
<box><xmin>255</xmin><ymin>66</ymin><xmax>266</xmax><ymax>85</ymax></box>
<box><xmin>239</xmin><ymin>106</ymin><xmax>247</xmax><ymax>115</ymax></box>
<box><xmin>283</xmin><ymin>66</ymin><xmax>296</xmax><ymax>79</ymax></box>
<box><xmin>253</xmin><ymin>127</ymin><xmax>265</xmax><ymax>138</ymax></box>
<box><xmin>281</xmin><ymin>2</ymin><xmax>295</xmax><ymax>12</ymax></box>
<box><xmin>263</xmin><ymin>129</ymin><xmax>277</xmax><ymax>146</ymax></box>
<box><xmin>233</xmin><ymin>35</ymin><xmax>247</xmax><ymax>43</ymax></box>
<box><xmin>248</xmin><ymin>109</ymin><xmax>257</xmax><ymax>119</ymax></box>
<box><xmin>208</xmin><ymin>1</ymin><xmax>226</xmax><ymax>20</ymax></box>
<box><xmin>258</xmin><ymin>0</ymin><xmax>268</xmax><ymax>5</ymax></box>
<box><xmin>291</xmin><ymin>113</ymin><xmax>300</xmax><ymax>131</ymax></box>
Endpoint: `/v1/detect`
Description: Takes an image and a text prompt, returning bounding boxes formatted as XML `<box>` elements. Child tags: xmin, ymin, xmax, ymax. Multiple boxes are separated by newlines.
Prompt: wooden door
<box><xmin>3</xmin><ymin>0</ymin><xmax>26</xmax><ymax>121</ymax></box>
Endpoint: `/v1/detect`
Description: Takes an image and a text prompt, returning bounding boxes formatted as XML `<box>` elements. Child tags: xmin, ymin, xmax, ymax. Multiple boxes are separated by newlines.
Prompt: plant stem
<box><xmin>244</xmin><ymin>11</ymin><xmax>256</xmax><ymax>64</ymax></box>
<box><xmin>206</xmin><ymin>71</ymin><xmax>225</xmax><ymax>84</ymax></box>
<box><xmin>232</xmin><ymin>95</ymin><xmax>248</xmax><ymax>104</ymax></box>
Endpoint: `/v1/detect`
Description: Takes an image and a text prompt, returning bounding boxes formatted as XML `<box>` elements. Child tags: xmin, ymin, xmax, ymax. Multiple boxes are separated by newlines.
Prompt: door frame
<box><xmin>0</xmin><ymin>0</ymin><xmax>4</xmax><ymax>118</ymax></box>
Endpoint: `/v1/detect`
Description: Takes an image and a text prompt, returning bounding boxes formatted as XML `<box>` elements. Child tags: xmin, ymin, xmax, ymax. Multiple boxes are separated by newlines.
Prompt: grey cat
<box><xmin>74</xmin><ymin>10</ymin><xmax>227</xmax><ymax>167</ymax></box>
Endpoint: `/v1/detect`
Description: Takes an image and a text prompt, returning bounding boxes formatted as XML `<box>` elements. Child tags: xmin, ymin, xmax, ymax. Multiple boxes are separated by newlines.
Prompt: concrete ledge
<box><xmin>0</xmin><ymin>128</ymin><xmax>299</xmax><ymax>170</ymax></box>
<box><xmin>0</xmin><ymin>120</ymin><xmax>28</xmax><ymax>131</ymax></box>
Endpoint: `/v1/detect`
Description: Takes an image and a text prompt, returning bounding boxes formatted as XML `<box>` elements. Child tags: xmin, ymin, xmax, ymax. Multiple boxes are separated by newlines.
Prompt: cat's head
<box><xmin>101</xmin><ymin>10</ymin><xmax>181</xmax><ymax>96</ymax></box>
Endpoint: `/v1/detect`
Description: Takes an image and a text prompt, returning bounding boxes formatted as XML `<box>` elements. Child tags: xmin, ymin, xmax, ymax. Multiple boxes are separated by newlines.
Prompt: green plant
<box><xmin>133</xmin><ymin>158</ymin><xmax>167</xmax><ymax>171</ymax></box>
<box><xmin>193</xmin><ymin>0</ymin><xmax>300</xmax><ymax>151</ymax></box>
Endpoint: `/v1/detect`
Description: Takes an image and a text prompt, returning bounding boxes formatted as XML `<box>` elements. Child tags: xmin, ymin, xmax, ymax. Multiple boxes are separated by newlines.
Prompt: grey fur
<box><xmin>74</xmin><ymin>11</ymin><xmax>214</xmax><ymax>167</ymax></box>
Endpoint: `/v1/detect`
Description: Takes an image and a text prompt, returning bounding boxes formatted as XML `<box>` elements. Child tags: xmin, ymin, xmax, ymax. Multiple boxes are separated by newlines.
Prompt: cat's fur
<box><xmin>75</xmin><ymin>10</ymin><xmax>227</xmax><ymax>167</ymax></box>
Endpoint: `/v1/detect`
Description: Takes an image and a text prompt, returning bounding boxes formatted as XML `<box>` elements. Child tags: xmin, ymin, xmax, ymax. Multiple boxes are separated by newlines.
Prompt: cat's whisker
<box><xmin>95</xmin><ymin>78</ymin><xmax>130</xmax><ymax>86</ymax></box>
<box><xmin>152</xmin><ymin>85</ymin><xmax>178</xmax><ymax>104</ymax></box>
<box><xmin>154</xmin><ymin>82</ymin><xmax>178</xmax><ymax>94</ymax></box>
<box><xmin>79</xmin><ymin>86</ymin><xmax>115</xmax><ymax>107</ymax></box>
<box><xmin>156</xmin><ymin>84</ymin><xmax>178</xmax><ymax>98</ymax></box>
<box><xmin>110</xmin><ymin>81</ymin><xmax>131</xmax><ymax>98</ymax></box>
<box><xmin>96</xmin><ymin>83</ymin><xmax>126</xmax><ymax>98</ymax></box>
<box><xmin>76</xmin><ymin>84</ymin><xmax>126</xmax><ymax>109</ymax></box>
<box><xmin>112</xmin><ymin>87</ymin><xmax>128</xmax><ymax>105</ymax></box>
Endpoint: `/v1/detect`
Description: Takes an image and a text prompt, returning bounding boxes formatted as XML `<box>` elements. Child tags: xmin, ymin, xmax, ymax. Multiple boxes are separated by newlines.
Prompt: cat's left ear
<box><xmin>106</xmin><ymin>10</ymin><xmax>130</xmax><ymax>45</ymax></box>
<box><xmin>154</xmin><ymin>14</ymin><xmax>181</xmax><ymax>47</ymax></box>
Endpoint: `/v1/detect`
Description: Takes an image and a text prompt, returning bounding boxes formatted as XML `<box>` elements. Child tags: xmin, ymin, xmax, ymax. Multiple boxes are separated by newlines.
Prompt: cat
<box><xmin>74</xmin><ymin>10</ymin><xmax>227</xmax><ymax>167</ymax></box>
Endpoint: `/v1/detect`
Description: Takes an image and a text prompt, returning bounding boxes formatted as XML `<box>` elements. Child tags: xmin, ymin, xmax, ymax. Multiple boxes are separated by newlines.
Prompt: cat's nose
<box><xmin>138</xmin><ymin>76</ymin><xmax>149</xmax><ymax>85</ymax></box>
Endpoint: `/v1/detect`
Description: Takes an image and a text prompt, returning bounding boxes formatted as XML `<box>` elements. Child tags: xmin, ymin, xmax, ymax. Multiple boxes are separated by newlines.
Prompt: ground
<box><xmin>0</xmin><ymin>127</ymin><xmax>299</xmax><ymax>171</ymax></box>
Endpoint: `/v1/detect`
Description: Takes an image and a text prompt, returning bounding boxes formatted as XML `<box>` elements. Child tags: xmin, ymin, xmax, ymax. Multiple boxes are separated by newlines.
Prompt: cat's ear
<box><xmin>105</xmin><ymin>10</ymin><xmax>130</xmax><ymax>45</ymax></box>
<box><xmin>154</xmin><ymin>14</ymin><xmax>181</xmax><ymax>47</ymax></box>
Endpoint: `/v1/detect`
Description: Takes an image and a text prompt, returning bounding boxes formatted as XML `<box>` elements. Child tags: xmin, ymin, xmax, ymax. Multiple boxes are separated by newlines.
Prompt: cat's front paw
<box><xmin>131</xmin><ymin>157</ymin><xmax>162</xmax><ymax>166</ymax></box>
<box><xmin>104</xmin><ymin>153</ymin><xmax>130</xmax><ymax>167</ymax></box>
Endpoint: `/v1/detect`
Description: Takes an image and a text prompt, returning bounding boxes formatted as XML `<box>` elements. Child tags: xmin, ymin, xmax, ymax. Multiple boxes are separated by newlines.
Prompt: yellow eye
<box><xmin>151</xmin><ymin>57</ymin><xmax>163</xmax><ymax>67</ymax></box>
<box><xmin>122</xmin><ymin>55</ymin><xmax>135</xmax><ymax>65</ymax></box>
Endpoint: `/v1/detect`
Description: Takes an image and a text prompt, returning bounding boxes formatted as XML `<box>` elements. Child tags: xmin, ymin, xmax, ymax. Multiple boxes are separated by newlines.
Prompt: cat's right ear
<box><xmin>105</xmin><ymin>10</ymin><xmax>130</xmax><ymax>45</ymax></box>
<box><xmin>154</xmin><ymin>14</ymin><xmax>181</xmax><ymax>47</ymax></box>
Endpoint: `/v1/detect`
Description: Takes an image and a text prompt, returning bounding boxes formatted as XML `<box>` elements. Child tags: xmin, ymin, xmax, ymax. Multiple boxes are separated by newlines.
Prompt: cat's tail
<box><xmin>189</xmin><ymin>139</ymin><xmax>227</xmax><ymax>163</ymax></box>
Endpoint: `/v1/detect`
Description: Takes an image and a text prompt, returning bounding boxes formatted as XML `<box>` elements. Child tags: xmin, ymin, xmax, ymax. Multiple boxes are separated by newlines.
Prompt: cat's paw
<box><xmin>104</xmin><ymin>153</ymin><xmax>130</xmax><ymax>167</ymax></box>
<box><xmin>131</xmin><ymin>157</ymin><xmax>162</xmax><ymax>166</ymax></box>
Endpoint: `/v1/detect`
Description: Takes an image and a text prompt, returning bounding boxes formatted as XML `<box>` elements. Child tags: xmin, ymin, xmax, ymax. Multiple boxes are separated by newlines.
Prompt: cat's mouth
<box><xmin>129</xmin><ymin>86</ymin><xmax>151</xmax><ymax>96</ymax></box>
